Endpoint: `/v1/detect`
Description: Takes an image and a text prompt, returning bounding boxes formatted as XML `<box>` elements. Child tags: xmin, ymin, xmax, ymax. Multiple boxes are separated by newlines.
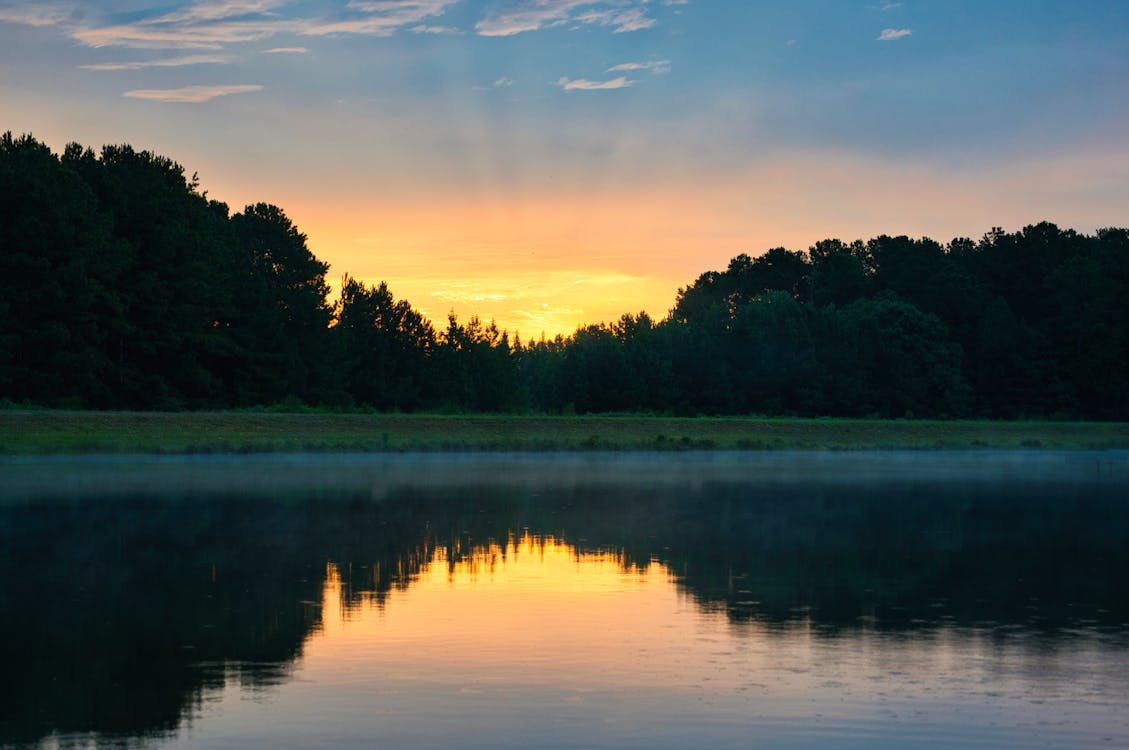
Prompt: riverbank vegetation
<box><xmin>2</xmin><ymin>411</ymin><xmax>1125</xmax><ymax>454</ymax></box>
<box><xmin>3</xmin><ymin>132</ymin><xmax>1127</xmax><ymax>419</ymax></box>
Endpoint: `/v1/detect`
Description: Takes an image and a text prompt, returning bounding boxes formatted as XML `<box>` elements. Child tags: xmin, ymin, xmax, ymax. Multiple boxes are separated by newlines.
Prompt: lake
<box><xmin>1</xmin><ymin>451</ymin><xmax>1127</xmax><ymax>749</ymax></box>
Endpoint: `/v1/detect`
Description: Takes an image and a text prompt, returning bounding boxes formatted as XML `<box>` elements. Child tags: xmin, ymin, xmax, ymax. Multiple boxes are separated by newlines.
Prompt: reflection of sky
<box><xmin>162</xmin><ymin>532</ymin><xmax>1129</xmax><ymax>749</ymax></box>
<box><xmin>3</xmin><ymin>1</ymin><xmax>1128</xmax><ymax>334</ymax></box>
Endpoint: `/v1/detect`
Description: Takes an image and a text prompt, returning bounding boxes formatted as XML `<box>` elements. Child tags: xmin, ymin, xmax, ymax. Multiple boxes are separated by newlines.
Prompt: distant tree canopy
<box><xmin>2</xmin><ymin>132</ymin><xmax>1127</xmax><ymax>418</ymax></box>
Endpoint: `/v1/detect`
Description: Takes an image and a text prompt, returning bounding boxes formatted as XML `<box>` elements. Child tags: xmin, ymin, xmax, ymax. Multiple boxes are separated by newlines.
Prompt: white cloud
<box><xmin>65</xmin><ymin>0</ymin><xmax>456</xmax><ymax>49</ymax></box>
<box><xmin>476</xmin><ymin>1</ymin><xmax>655</xmax><ymax>37</ymax></box>
<box><xmin>307</xmin><ymin>0</ymin><xmax>457</xmax><ymax>36</ymax></box>
<box><xmin>574</xmin><ymin>7</ymin><xmax>654</xmax><ymax>33</ymax></box>
<box><xmin>557</xmin><ymin>75</ymin><xmax>634</xmax><ymax>91</ymax></box>
<box><xmin>80</xmin><ymin>54</ymin><xmax>232</xmax><ymax>70</ymax></box>
<box><xmin>147</xmin><ymin>1</ymin><xmax>287</xmax><ymax>24</ymax></box>
<box><xmin>0</xmin><ymin>4</ymin><xmax>72</xmax><ymax>27</ymax></box>
<box><xmin>608</xmin><ymin>60</ymin><xmax>670</xmax><ymax>74</ymax></box>
<box><xmin>476</xmin><ymin>0</ymin><xmax>588</xmax><ymax>36</ymax></box>
<box><xmin>494</xmin><ymin>76</ymin><xmax>514</xmax><ymax>87</ymax></box>
<box><xmin>15</xmin><ymin>0</ymin><xmax>655</xmax><ymax>52</ymax></box>
<box><xmin>879</xmin><ymin>1</ymin><xmax>903</xmax><ymax>10</ymax></box>
<box><xmin>347</xmin><ymin>0</ymin><xmax>452</xmax><ymax>12</ymax></box>
<box><xmin>261</xmin><ymin>46</ymin><xmax>307</xmax><ymax>53</ymax></box>
<box><xmin>72</xmin><ymin>18</ymin><xmax>298</xmax><ymax>49</ymax></box>
<box><xmin>877</xmin><ymin>28</ymin><xmax>911</xmax><ymax>41</ymax></box>
<box><xmin>410</xmin><ymin>24</ymin><xmax>460</xmax><ymax>34</ymax></box>
<box><xmin>122</xmin><ymin>83</ymin><xmax>263</xmax><ymax>102</ymax></box>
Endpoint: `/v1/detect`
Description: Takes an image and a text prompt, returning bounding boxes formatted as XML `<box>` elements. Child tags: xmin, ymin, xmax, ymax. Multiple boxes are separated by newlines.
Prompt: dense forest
<box><xmin>2</xmin><ymin>132</ymin><xmax>1127</xmax><ymax>418</ymax></box>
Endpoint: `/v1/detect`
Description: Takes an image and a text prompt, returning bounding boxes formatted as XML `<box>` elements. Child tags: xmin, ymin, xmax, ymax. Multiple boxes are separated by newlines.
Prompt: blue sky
<box><xmin>3</xmin><ymin>0</ymin><xmax>1127</xmax><ymax>335</ymax></box>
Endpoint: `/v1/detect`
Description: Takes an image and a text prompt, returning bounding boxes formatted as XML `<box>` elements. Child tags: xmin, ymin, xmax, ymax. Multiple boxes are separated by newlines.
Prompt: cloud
<box><xmin>261</xmin><ymin>46</ymin><xmax>307</xmax><ymax>53</ymax></box>
<box><xmin>147</xmin><ymin>0</ymin><xmax>287</xmax><ymax>24</ymax></box>
<box><xmin>346</xmin><ymin>0</ymin><xmax>452</xmax><ymax>12</ymax></box>
<box><xmin>879</xmin><ymin>1</ymin><xmax>903</xmax><ymax>9</ymax></box>
<box><xmin>476</xmin><ymin>0</ymin><xmax>588</xmax><ymax>36</ymax></box>
<box><xmin>557</xmin><ymin>75</ymin><xmax>634</xmax><ymax>91</ymax></box>
<box><xmin>877</xmin><ymin>28</ymin><xmax>912</xmax><ymax>41</ymax></box>
<box><xmin>16</xmin><ymin>0</ymin><xmax>656</xmax><ymax>53</ymax></box>
<box><xmin>305</xmin><ymin>0</ymin><xmax>457</xmax><ymax>37</ymax></box>
<box><xmin>607</xmin><ymin>60</ymin><xmax>671</xmax><ymax>74</ymax></box>
<box><xmin>476</xmin><ymin>1</ymin><xmax>655</xmax><ymax>37</ymax></box>
<box><xmin>494</xmin><ymin>76</ymin><xmax>514</xmax><ymax>87</ymax></box>
<box><xmin>122</xmin><ymin>83</ymin><xmax>264</xmax><ymax>102</ymax></box>
<box><xmin>573</xmin><ymin>7</ymin><xmax>654</xmax><ymax>33</ymax></box>
<box><xmin>30</xmin><ymin>0</ymin><xmax>654</xmax><ymax>52</ymax></box>
<box><xmin>0</xmin><ymin>4</ymin><xmax>72</xmax><ymax>27</ymax></box>
<box><xmin>410</xmin><ymin>24</ymin><xmax>460</xmax><ymax>34</ymax></box>
<box><xmin>66</xmin><ymin>0</ymin><xmax>457</xmax><ymax>49</ymax></box>
<box><xmin>72</xmin><ymin>18</ymin><xmax>298</xmax><ymax>49</ymax></box>
<box><xmin>79</xmin><ymin>54</ymin><xmax>232</xmax><ymax>70</ymax></box>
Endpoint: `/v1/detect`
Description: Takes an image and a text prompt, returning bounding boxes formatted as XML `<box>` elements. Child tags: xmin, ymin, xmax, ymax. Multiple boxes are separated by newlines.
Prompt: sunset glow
<box><xmin>308</xmin><ymin>533</ymin><xmax>727</xmax><ymax>689</ymax></box>
<box><xmin>3</xmin><ymin>1</ymin><xmax>1127</xmax><ymax>336</ymax></box>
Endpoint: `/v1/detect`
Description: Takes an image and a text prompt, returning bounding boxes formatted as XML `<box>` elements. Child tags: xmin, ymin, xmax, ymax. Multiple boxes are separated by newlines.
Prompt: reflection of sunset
<box><xmin>181</xmin><ymin>520</ymin><xmax>1129</xmax><ymax>748</ymax></box>
<box><xmin>308</xmin><ymin>532</ymin><xmax>746</xmax><ymax>691</ymax></box>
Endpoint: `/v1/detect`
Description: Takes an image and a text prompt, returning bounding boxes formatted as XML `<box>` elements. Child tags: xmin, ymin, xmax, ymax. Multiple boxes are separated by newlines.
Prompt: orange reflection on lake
<box><xmin>307</xmin><ymin>532</ymin><xmax>759</xmax><ymax>693</ymax></box>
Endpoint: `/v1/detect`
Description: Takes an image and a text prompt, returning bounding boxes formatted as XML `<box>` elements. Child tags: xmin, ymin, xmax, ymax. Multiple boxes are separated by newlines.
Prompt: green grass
<box><xmin>1</xmin><ymin>410</ymin><xmax>1127</xmax><ymax>454</ymax></box>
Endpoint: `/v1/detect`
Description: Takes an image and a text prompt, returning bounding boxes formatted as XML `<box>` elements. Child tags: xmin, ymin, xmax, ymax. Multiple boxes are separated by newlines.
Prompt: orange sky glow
<box><xmin>260</xmin><ymin>143</ymin><xmax>1129</xmax><ymax>338</ymax></box>
<box><xmin>4</xmin><ymin>1</ymin><xmax>1126</xmax><ymax>338</ymax></box>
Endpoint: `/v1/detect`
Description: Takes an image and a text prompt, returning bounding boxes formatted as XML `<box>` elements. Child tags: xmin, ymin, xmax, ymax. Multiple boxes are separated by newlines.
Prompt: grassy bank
<box><xmin>2</xmin><ymin>410</ymin><xmax>1127</xmax><ymax>454</ymax></box>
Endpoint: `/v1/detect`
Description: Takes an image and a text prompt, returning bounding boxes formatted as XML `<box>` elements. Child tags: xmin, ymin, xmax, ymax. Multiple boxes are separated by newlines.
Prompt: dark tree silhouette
<box><xmin>230</xmin><ymin>202</ymin><xmax>337</xmax><ymax>404</ymax></box>
<box><xmin>2</xmin><ymin>132</ymin><xmax>1127</xmax><ymax>418</ymax></box>
<box><xmin>335</xmin><ymin>275</ymin><xmax>435</xmax><ymax>410</ymax></box>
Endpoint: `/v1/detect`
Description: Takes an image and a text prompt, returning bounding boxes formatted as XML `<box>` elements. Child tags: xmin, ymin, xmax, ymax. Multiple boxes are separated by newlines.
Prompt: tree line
<box><xmin>2</xmin><ymin>132</ymin><xmax>1126</xmax><ymax>418</ymax></box>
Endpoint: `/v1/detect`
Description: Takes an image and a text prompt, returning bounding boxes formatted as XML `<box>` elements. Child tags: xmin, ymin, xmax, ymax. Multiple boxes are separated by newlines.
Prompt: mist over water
<box><xmin>1</xmin><ymin>451</ymin><xmax>1126</xmax><ymax>749</ymax></box>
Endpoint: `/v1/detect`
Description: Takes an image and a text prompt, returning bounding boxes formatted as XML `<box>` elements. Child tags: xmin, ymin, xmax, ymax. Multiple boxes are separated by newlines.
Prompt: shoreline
<box><xmin>2</xmin><ymin>410</ymin><xmax>1127</xmax><ymax>455</ymax></box>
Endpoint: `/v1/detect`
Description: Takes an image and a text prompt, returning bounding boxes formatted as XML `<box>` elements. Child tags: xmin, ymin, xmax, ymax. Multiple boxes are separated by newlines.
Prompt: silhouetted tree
<box><xmin>335</xmin><ymin>275</ymin><xmax>435</xmax><ymax>410</ymax></box>
<box><xmin>436</xmin><ymin>315</ymin><xmax>520</xmax><ymax>412</ymax></box>
<box><xmin>0</xmin><ymin>134</ymin><xmax>121</xmax><ymax>406</ymax></box>
<box><xmin>837</xmin><ymin>292</ymin><xmax>971</xmax><ymax>417</ymax></box>
<box><xmin>231</xmin><ymin>203</ymin><xmax>337</xmax><ymax>404</ymax></box>
<box><xmin>3</xmin><ymin>132</ymin><xmax>1127</xmax><ymax>418</ymax></box>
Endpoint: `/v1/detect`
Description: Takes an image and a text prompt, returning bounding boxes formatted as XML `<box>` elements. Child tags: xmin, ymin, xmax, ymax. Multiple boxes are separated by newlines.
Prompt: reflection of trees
<box><xmin>0</xmin><ymin>497</ymin><xmax>325</xmax><ymax>746</ymax></box>
<box><xmin>1</xmin><ymin>475</ymin><xmax>1126</xmax><ymax>746</ymax></box>
<box><xmin>441</xmin><ymin>479</ymin><xmax>1129</xmax><ymax>631</ymax></box>
<box><xmin>640</xmin><ymin>481</ymin><xmax>1129</xmax><ymax>631</ymax></box>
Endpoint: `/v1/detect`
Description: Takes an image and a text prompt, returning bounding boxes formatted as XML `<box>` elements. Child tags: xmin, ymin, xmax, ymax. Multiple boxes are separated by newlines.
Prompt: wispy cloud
<box><xmin>877</xmin><ymin>28</ymin><xmax>912</xmax><ymax>41</ymax></box>
<box><xmin>305</xmin><ymin>0</ymin><xmax>457</xmax><ymax>37</ymax></box>
<box><xmin>410</xmin><ymin>24</ymin><xmax>460</xmax><ymax>34</ymax></box>
<box><xmin>261</xmin><ymin>46</ymin><xmax>307</xmax><ymax>53</ymax></box>
<box><xmin>574</xmin><ymin>7</ymin><xmax>654</xmax><ymax>33</ymax></box>
<box><xmin>122</xmin><ymin>83</ymin><xmax>263</xmax><ymax>102</ymax></box>
<box><xmin>494</xmin><ymin>76</ymin><xmax>514</xmax><ymax>87</ymax></box>
<box><xmin>148</xmin><ymin>0</ymin><xmax>287</xmax><ymax>24</ymax></box>
<box><xmin>476</xmin><ymin>1</ymin><xmax>655</xmax><ymax>36</ymax></box>
<box><xmin>72</xmin><ymin>18</ymin><xmax>298</xmax><ymax>49</ymax></box>
<box><xmin>0</xmin><ymin>4</ymin><xmax>72</xmax><ymax>27</ymax></box>
<box><xmin>66</xmin><ymin>0</ymin><xmax>457</xmax><ymax>49</ymax></box>
<box><xmin>879</xmin><ymin>1</ymin><xmax>903</xmax><ymax>10</ymax></box>
<box><xmin>608</xmin><ymin>60</ymin><xmax>671</xmax><ymax>74</ymax></box>
<box><xmin>346</xmin><ymin>0</ymin><xmax>451</xmax><ymax>12</ymax></box>
<box><xmin>80</xmin><ymin>54</ymin><xmax>232</xmax><ymax>71</ymax></box>
<box><xmin>557</xmin><ymin>75</ymin><xmax>634</xmax><ymax>91</ymax></box>
<box><xmin>20</xmin><ymin>0</ymin><xmax>657</xmax><ymax>51</ymax></box>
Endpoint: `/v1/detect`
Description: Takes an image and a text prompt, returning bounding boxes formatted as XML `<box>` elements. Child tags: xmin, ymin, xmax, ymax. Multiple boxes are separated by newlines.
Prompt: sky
<box><xmin>2</xmin><ymin>0</ymin><xmax>1127</xmax><ymax>337</ymax></box>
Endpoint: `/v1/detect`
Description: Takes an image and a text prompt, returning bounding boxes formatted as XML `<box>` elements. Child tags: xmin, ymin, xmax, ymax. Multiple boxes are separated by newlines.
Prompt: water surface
<box><xmin>1</xmin><ymin>451</ymin><xmax>1127</xmax><ymax>748</ymax></box>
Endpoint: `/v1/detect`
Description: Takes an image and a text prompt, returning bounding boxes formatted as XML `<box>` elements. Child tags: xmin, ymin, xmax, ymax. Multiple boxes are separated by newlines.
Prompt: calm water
<box><xmin>1</xmin><ymin>451</ymin><xmax>1127</xmax><ymax>749</ymax></box>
